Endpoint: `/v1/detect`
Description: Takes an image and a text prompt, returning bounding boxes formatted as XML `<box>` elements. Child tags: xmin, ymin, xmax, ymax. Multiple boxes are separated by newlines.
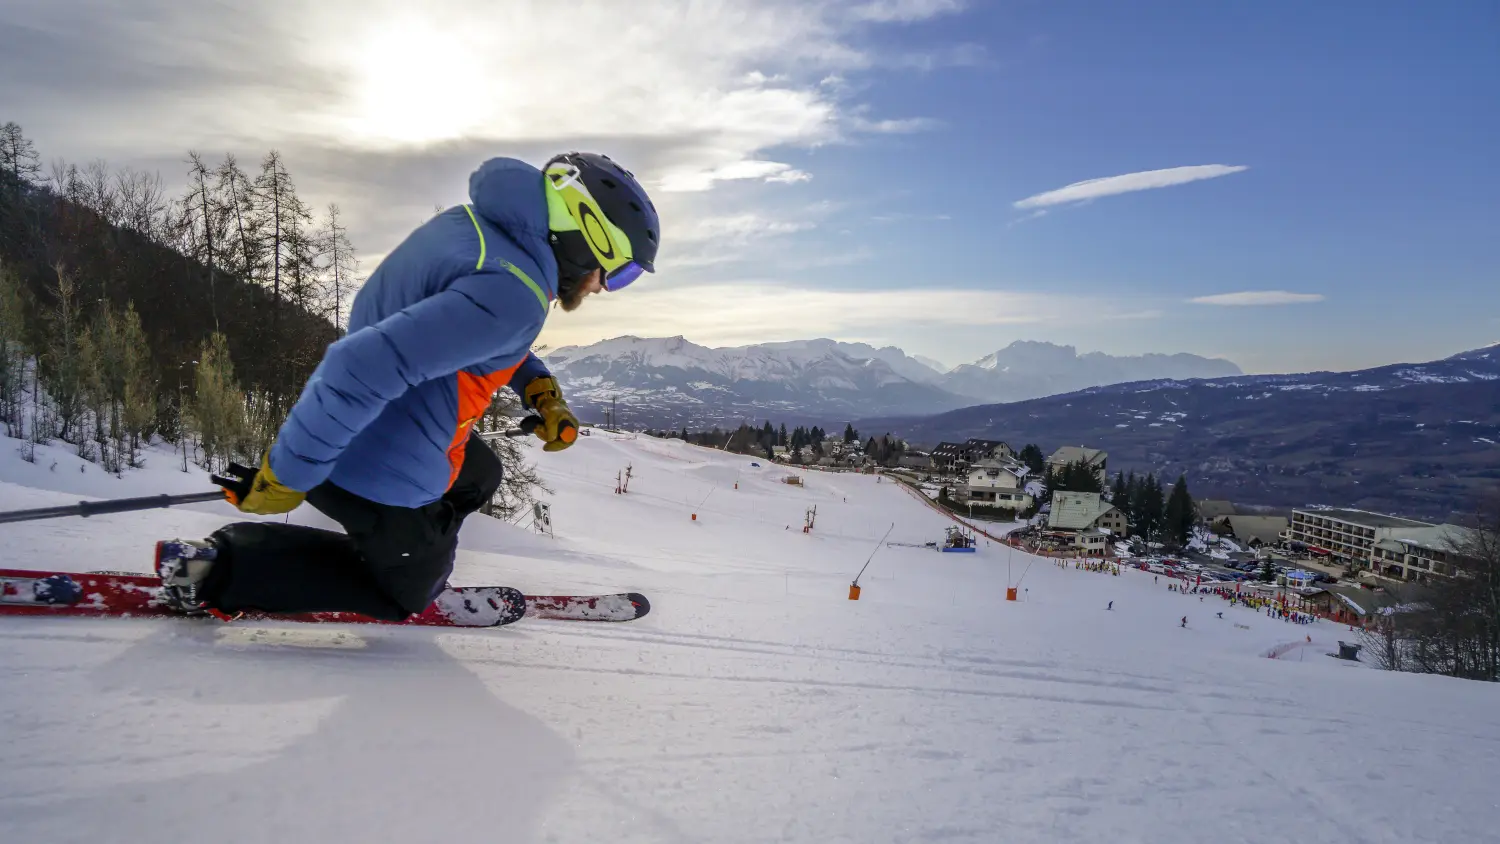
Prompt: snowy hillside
<box><xmin>3</xmin><ymin>434</ymin><xmax>1499</xmax><ymax>843</ymax></box>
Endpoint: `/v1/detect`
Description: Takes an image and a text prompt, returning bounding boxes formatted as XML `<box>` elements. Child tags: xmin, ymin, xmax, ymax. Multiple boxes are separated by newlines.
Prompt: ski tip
<box><xmin>626</xmin><ymin>592</ymin><xmax>651</xmax><ymax>620</ymax></box>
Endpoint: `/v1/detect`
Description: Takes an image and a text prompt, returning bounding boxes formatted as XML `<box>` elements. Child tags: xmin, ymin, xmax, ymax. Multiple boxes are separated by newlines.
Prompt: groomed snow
<box><xmin>3</xmin><ymin>433</ymin><xmax>1499</xmax><ymax>842</ymax></box>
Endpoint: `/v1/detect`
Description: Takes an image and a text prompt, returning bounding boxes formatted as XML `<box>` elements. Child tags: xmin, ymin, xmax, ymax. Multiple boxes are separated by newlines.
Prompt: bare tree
<box><xmin>78</xmin><ymin>160</ymin><xmax>120</xmax><ymax>225</ymax></box>
<box><xmin>0</xmin><ymin>122</ymin><xmax>42</xmax><ymax>188</ymax></box>
<box><xmin>320</xmin><ymin>203</ymin><xmax>358</xmax><ymax>334</ymax></box>
<box><xmin>114</xmin><ymin>167</ymin><xmax>170</xmax><ymax>243</ymax></box>
<box><xmin>215</xmin><ymin>154</ymin><xmax>262</xmax><ymax>284</ymax></box>
<box><xmin>183</xmin><ymin>152</ymin><xmax>223</xmax><ymax>328</ymax></box>
<box><xmin>252</xmin><ymin>150</ymin><xmax>315</xmax><ymax>406</ymax></box>
<box><xmin>1364</xmin><ymin>493</ymin><xmax>1500</xmax><ymax>682</ymax></box>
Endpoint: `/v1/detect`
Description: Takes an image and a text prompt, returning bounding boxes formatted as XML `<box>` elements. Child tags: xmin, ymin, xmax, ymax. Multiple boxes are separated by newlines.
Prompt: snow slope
<box><xmin>2</xmin><ymin>434</ymin><xmax>1499</xmax><ymax>843</ymax></box>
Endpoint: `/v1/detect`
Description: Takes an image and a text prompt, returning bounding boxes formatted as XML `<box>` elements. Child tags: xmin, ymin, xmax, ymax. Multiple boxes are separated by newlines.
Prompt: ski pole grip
<box><xmin>503</xmin><ymin>416</ymin><xmax>544</xmax><ymax>438</ymax></box>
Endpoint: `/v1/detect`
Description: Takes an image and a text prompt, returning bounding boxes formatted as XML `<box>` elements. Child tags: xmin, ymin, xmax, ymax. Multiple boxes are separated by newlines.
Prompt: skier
<box><xmin>156</xmin><ymin>153</ymin><xmax>660</xmax><ymax>620</ymax></box>
<box><xmin>1107</xmin><ymin>600</ymin><xmax>1113</xmax><ymax>611</ymax></box>
<box><xmin>1181</xmin><ymin>616</ymin><xmax>1188</xmax><ymax>628</ymax></box>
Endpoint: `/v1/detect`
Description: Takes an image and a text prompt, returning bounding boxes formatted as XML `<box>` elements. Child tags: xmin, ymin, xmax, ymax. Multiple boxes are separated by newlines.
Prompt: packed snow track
<box><xmin>2</xmin><ymin>432</ymin><xmax>1497</xmax><ymax>843</ymax></box>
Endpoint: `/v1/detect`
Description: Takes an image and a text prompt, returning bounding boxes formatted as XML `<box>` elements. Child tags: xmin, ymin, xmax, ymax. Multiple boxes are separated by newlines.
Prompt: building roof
<box><xmin>1047</xmin><ymin>446</ymin><xmax>1106</xmax><ymax>466</ymax></box>
<box><xmin>970</xmin><ymin>458</ymin><xmax>1026</xmax><ymax>474</ymax></box>
<box><xmin>1222</xmin><ymin>515</ymin><xmax>1289</xmax><ymax>546</ymax></box>
<box><xmin>1315</xmin><ymin>583</ymin><xmax>1434</xmax><ymax>617</ymax></box>
<box><xmin>1294</xmin><ymin>508</ymin><xmax>1430</xmax><ymax>529</ymax></box>
<box><xmin>1047</xmin><ymin>491</ymin><xmax>1117</xmax><ymax>531</ymax></box>
<box><xmin>963</xmin><ymin>439</ymin><xmax>1009</xmax><ymax>449</ymax></box>
<box><xmin>1384</xmin><ymin>524</ymin><xmax>1478</xmax><ymax>554</ymax></box>
<box><xmin>1197</xmin><ymin>499</ymin><xmax>1236</xmax><ymax>520</ymax></box>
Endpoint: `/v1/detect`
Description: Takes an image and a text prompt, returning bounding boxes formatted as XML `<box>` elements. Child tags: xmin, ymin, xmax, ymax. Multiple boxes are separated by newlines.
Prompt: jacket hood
<box><xmin>468</xmin><ymin>158</ymin><xmax>557</xmax><ymax>291</ymax></box>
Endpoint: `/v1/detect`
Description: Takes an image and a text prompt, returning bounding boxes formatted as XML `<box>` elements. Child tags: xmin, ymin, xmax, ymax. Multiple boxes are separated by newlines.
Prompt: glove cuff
<box><xmin>524</xmin><ymin>376</ymin><xmax>563</xmax><ymax>410</ymax></box>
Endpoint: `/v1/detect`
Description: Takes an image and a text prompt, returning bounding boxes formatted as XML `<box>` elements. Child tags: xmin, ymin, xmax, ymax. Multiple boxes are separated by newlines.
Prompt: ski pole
<box><xmin>0</xmin><ymin>490</ymin><xmax>227</xmax><ymax>525</ymax></box>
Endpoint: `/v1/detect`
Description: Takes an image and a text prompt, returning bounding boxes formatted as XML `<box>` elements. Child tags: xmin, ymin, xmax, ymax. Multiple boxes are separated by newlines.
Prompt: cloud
<box><xmin>870</xmin><ymin>212</ymin><xmax>952</xmax><ymax>223</ymax></box>
<box><xmin>848</xmin><ymin>115</ymin><xmax>943</xmax><ymax>133</ymax></box>
<box><xmin>1013</xmin><ymin>165</ymin><xmax>1249</xmax><ymax>210</ymax></box>
<box><xmin>1007</xmin><ymin>208</ymin><xmax>1049</xmax><ymax>227</ymax></box>
<box><xmin>659</xmin><ymin>160</ymin><xmax>813</xmax><ymax>193</ymax></box>
<box><xmin>848</xmin><ymin>0</ymin><xmax>966</xmax><ymax>23</ymax></box>
<box><xmin>1189</xmin><ymin>291</ymin><xmax>1326</xmax><ymax>306</ymax></box>
<box><xmin>1100</xmin><ymin>309</ymin><xmax>1166</xmax><ymax>321</ymax></box>
<box><xmin>2</xmin><ymin>0</ymin><xmax>962</xmax><ymax>259</ymax></box>
<box><xmin>674</xmin><ymin>214</ymin><xmax>817</xmax><ymax>245</ymax></box>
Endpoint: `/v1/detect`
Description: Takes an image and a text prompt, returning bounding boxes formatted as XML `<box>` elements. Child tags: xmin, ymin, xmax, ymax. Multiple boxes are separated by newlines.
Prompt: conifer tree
<box><xmin>1164</xmin><ymin>475</ymin><xmax>1196</xmax><ymax>547</ymax></box>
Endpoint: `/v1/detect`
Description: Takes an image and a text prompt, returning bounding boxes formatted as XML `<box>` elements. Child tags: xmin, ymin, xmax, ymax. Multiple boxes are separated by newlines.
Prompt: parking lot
<box><xmin>1126</xmin><ymin>546</ymin><xmax>1340</xmax><ymax>587</ymax></box>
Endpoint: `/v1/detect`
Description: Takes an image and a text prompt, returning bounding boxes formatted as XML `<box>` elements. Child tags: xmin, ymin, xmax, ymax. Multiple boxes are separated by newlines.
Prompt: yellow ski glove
<box><xmin>215</xmin><ymin>453</ymin><xmax>306</xmax><ymax>515</ymax></box>
<box><xmin>523</xmin><ymin>376</ymin><xmax>580</xmax><ymax>452</ymax></box>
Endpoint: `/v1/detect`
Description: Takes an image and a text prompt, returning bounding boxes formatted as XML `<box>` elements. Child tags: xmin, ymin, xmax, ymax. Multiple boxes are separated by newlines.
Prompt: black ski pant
<box><xmin>200</xmin><ymin>432</ymin><xmax>503</xmax><ymax>620</ymax></box>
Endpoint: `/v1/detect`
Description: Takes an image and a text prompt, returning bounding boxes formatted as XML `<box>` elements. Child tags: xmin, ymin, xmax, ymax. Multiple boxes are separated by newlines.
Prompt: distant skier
<box><xmin>155</xmin><ymin>153</ymin><xmax>661</xmax><ymax>620</ymax></box>
<box><xmin>1107</xmin><ymin>600</ymin><xmax>1113</xmax><ymax>611</ymax></box>
<box><xmin>1181</xmin><ymin>616</ymin><xmax>1188</xmax><ymax>628</ymax></box>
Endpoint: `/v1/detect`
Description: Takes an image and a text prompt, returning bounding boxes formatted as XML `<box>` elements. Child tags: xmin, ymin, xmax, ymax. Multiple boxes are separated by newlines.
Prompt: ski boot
<box><xmin>155</xmin><ymin>538</ymin><xmax>220</xmax><ymax>615</ymax></box>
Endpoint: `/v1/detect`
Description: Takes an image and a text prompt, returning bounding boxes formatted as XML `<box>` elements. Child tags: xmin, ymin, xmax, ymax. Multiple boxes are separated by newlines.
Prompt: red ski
<box><xmin>0</xmin><ymin>568</ymin><xmax>650</xmax><ymax>626</ymax></box>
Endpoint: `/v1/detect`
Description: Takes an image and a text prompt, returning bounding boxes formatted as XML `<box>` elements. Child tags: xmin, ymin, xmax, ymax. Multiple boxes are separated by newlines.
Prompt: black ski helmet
<box><xmin>544</xmin><ymin>152</ymin><xmax>659</xmax><ymax>290</ymax></box>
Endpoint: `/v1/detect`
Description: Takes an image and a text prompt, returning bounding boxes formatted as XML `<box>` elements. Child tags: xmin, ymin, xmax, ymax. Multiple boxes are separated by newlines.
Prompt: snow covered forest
<box><xmin>0</xmin><ymin>121</ymin><xmax>357</xmax><ymax>476</ymax></box>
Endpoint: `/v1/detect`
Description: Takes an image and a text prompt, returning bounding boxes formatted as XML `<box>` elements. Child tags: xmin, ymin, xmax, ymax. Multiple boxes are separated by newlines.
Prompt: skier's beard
<box><xmin>558</xmin><ymin>274</ymin><xmax>589</xmax><ymax>312</ymax></box>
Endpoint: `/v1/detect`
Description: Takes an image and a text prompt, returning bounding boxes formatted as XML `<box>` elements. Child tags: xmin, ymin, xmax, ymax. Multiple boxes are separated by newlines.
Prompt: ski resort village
<box><xmin>4</xmin><ymin>3</ymin><xmax>1500</xmax><ymax>842</ymax></box>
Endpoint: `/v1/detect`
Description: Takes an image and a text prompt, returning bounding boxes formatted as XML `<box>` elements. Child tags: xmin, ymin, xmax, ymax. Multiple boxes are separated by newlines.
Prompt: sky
<box><xmin>2</xmin><ymin>0</ymin><xmax>1497</xmax><ymax>374</ymax></box>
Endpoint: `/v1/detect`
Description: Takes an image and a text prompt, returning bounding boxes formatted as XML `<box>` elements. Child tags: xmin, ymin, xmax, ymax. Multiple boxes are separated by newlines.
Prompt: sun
<box><xmin>340</xmin><ymin>20</ymin><xmax>486</xmax><ymax>146</ymax></box>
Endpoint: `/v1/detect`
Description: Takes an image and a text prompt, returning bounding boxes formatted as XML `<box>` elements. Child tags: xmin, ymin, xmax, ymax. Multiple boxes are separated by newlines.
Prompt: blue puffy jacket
<box><xmin>268</xmin><ymin>158</ymin><xmax>557</xmax><ymax>508</ymax></box>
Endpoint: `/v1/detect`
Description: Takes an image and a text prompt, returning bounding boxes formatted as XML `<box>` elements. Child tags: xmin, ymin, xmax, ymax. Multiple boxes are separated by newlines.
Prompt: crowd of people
<box><xmin>1167</xmin><ymin>582</ymin><xmax>1317</xmax><ymax>625</ymax></box>
<box><xmin>1053</xmin><ymin>559</ymin><xmax>1121</xmax><ymax>575</ymax></box>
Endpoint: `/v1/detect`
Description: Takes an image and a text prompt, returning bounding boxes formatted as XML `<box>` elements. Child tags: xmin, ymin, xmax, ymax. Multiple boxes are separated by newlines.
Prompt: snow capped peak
<box><xmin>537</xmin><ymin>335</ymin><xmax>971</xmax><ymax>426</ymax></box>
<box><xmin>545</xmin><ymin>336</ymin><xmax>938</xmax><ymax>385</ymax></box>
<box><xmin>912</xmin><ymin>354</ymin><xmax>950</xmax><ymax>375</ymax></box>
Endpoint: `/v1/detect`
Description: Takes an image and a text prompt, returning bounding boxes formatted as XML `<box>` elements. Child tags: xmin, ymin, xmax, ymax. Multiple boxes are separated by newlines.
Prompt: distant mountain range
<box><xmin>860</xmin><ymin>344</ymin><xmax>1500</xmax><ymax>520</ymax></box>
<box><xmin>543</xmin><ymin>336</ymin><xmax>1240</xmax><ymax>428</ymax></box>
<box><xmin>940</xmin><ymin>340</ymin><xmax>1242</xmax><ymax>404</ymax></box>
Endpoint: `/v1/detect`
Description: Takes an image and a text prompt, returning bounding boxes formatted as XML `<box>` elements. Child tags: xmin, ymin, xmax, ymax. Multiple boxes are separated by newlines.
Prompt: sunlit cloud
<box><xmin>1014</xmin><ymin>165</ymin><xmax>1249</xmax><ymax>210</ymax></box>
<box><xmin>1189</xmin><ymin>290</ymin><xmax>1326</xmax><ymax>306</ymax></box>
<box><xmin>3</xmin><ymin>0</ymin><xmax>957</xmax><ymax>260</ymax></box>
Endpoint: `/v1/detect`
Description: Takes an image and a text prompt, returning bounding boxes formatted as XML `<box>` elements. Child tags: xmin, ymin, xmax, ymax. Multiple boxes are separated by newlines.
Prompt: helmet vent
<box><xmin>600</xmin><ymin>177</ymin><xmax>617</xmax><ymax>189</ymax></box>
